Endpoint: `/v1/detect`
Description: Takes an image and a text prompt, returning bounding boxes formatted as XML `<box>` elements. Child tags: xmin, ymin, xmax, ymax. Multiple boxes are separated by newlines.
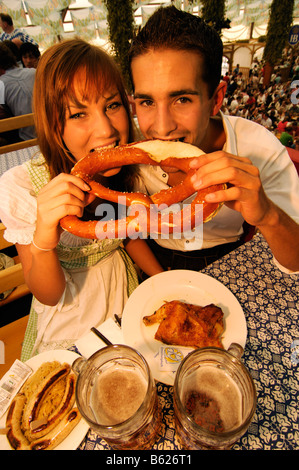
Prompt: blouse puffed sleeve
<box><xmin>0</xmin><ymin>164</ymin><xmax>37</xmax><ymax>245</ymax></box>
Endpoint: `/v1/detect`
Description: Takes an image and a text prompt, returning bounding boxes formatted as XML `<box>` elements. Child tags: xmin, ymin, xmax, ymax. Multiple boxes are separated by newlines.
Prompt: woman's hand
<box><xmin>34</xmin><ymin>173</ymin><xmax>93</xmax><ymax>249</ymax></box>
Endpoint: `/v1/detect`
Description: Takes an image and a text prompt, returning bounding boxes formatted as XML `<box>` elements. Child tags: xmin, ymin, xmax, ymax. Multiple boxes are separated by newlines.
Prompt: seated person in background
<box><xmin>0</xmin><ymin>42</ymin><xmax>36</xmax><ymax>141</ymax></box>
<box><xmin>2</xmin><ymin>39</ymin><xmax>21</xmax><ymax>65</ymax></box>
<box><xmin>260</xmin><ymin>112</ymin><xmax>272</xmax><ymax>130</ymax></box>
<box><xmin>129</xmin><ymin>5</ymin><xmax>299</xmax><ymax>273</ymax></box>
<box><xmin>20</xmin><ymin>42</ymin><xmax>40</xmax><ymax>69</ymax></box>
<box><xmin>280</xmin><ymin>130</ymin><xmax>294</xmax><ymax>148</ymax></box>
<box><xmin>0</xmin><ymin>13</ymin><xmax>38</xmax><ymax>47</ymax></box>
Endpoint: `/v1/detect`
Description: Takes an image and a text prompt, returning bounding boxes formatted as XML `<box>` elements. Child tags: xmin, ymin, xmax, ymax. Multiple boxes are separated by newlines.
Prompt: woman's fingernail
<box><xmin>84</xmin><ymin>183</ymin><xmax>91</xmax><ymax>191</ymax></box>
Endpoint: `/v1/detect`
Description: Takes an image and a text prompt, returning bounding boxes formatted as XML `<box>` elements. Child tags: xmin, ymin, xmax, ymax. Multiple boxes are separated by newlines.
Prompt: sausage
<box><xmin>6</xmin><ymin>394</ymin><xmax>30</xmax><ymax>450</ymax></box>
<box><xmin>5</xmin><ymin>362</ymin><xmax>82</xmax><ymax>451</ymax></box>
<box><xmin>30</xmin><ymin>408</ymin><xmax>81</xmax><ymax>450</ymax></box>
<box><xmin>22</xmin><ymin>363</ymin><xmax>70</xmax><ymax>434</ymax></box>
<box><xmin>26</xmin><ymin>373</ymin><xmax>76</xmax><ymax>440</ymax></box>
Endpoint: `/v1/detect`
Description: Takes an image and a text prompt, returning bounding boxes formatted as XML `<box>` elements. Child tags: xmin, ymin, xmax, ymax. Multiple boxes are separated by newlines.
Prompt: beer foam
<box><xmin>90</xmin><ymin>366</ymin><xmax>147</xmax><ymax>426</ymax></box>
<box><xmin>183</xmin><ymin>366</ymin><xmax>242</xmax><ymax>432</ymax></box>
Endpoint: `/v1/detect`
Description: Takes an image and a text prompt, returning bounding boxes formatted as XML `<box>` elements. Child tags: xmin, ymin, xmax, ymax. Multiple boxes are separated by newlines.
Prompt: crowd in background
<box><xmin>221</xmin><ymin>49</ymin><xmax>299</xmax><ymax>151</ymax></box>
<box><xmin>0</xmin><ymin>11</ymin><xmax>298</xmax><ymax>152</ymax></box>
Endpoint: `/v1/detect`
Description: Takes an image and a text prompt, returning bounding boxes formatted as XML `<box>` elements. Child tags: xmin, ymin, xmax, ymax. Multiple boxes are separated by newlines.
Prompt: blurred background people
<box><xmin>0</xmin><ymin>13</ymin><xmax>38</xmax><ymax>48</ymax></box>
<box><xmin>20</xmin><ymin>42</ymin><xmax>40</xmax><ymax>68</ymax></box>
<box><xmin>0</xmin><ymin>42</ymin><xmax>35</xmax><ymax>142</ymax></box>
<box><xmin>2</xmin><ymin>39</ymin><xmax>22</xmax><ymax>65</ymax></box>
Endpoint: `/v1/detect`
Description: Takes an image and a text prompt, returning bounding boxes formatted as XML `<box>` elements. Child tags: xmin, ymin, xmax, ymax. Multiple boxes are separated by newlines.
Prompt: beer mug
<box><xmin>173</xmin><ymin>344</ymin><xmax>256</xmax><ymax>449</ymax></box>
<box><xmin>73</xmin><ymin>345</ymin><xmax>161</xmax><ymax>450</ymax></box>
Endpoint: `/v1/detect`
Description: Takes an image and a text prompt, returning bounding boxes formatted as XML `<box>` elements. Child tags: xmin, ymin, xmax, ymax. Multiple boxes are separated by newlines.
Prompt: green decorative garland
<box><xmin>104</xmin><ymin>0</ymin><xmax>135</xmax><ymax>92</ymax></box>
<box><xmin>263</xmin><ymin>0</ymin><xmax>294</xmax><ymax>67</ymax></box>
<box><xmin>199</xmin><ymin>0</ymin><xmax>231</xmax><ymax>34</ymax></box>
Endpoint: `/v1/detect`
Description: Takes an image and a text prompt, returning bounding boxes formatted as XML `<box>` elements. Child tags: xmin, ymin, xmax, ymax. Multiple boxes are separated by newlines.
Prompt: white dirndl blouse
<box><xmin>0</xmin><ymin>154</ymin><xmax>138</xmax><ymax>360</ymax></box>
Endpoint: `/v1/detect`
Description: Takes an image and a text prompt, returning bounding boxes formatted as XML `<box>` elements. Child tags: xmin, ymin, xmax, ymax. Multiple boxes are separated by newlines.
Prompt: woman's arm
<box><xmin>16</xmin><ymin>243</ymin><xmax>66</xmax><ymax>306</ymax></box>
<box><xmin>124</xmin><ymin>238</ymin><xmax>164</xmax><ymax>277</ymax></box>
<box><xmin>16</xmin><ymin>173</ymin><xmax>93</xmax><ymax>305</ymax></box>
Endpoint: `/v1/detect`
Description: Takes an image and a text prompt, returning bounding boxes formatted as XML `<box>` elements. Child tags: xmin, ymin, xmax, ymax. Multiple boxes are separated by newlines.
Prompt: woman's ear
<box><xmin>211</xmin><ymin>81</ymin><xmax>227</xmax><ymax>116</ymax></box>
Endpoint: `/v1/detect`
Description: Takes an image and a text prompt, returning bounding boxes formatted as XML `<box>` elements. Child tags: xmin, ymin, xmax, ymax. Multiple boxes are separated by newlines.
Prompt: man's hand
<box><xmin>190</xmin><ymin>150</ymin><xmax>273</xmax><ymax>228</ymax></box>
<box><xmin>190</xmin><ymin>150</ymin><xmax>299</xmax><ymax>271</ymax></box>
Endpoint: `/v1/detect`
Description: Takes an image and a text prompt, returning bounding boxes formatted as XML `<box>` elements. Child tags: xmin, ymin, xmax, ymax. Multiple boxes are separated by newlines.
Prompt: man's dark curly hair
<box><xmin>129</xmin><ymin>5</ymin><xmax>223</xmax><ymax>98</ymax></box>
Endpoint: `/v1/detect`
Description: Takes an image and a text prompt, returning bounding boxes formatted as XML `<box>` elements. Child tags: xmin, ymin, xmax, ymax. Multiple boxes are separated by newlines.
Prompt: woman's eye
<box><xmin>106</xmin><ymin>101</ymin><xmax>122</xmax><ymax>111</ymax></box>
<box><xmin>69</xmin><ymin>112</ymin><xmax>85</xmax><ymax>120</ymax></box>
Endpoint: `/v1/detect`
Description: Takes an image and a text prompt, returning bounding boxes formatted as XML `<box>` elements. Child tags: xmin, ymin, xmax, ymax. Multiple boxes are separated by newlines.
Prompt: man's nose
<box><xmin>153</xmin><ymin>105</ymin><xmax>177</xmax><ymax>137</ymax></box>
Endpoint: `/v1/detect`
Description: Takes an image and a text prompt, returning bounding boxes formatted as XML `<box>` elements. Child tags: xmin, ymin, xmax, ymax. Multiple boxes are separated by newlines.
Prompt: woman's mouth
<box><xmin>90</xmin><ymin>141</ymin><xmax>119</xmax><ymax>153</ymax></box>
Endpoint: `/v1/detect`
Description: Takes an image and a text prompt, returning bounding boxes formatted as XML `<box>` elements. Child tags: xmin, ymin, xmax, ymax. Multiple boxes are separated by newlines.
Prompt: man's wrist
<box><xmin>256</xmin><ymin>201</ymin><xmax>280</xmax><ymax>229</ymax></box>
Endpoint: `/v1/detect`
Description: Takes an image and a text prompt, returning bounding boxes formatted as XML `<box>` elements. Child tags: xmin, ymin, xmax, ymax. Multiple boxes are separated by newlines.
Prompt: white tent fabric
<box><xmin>0</xmin><ymin>0</ymin><xmax>298</xmax><ymax>50</ymax></box>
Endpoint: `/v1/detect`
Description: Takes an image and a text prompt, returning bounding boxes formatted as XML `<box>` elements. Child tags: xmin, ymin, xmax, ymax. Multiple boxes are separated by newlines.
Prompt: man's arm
<box><xmin>190</xmin><ymin>151</ymin><xmax>299</xmax><ymax>271</ymax></box>
<box><xmin>254</xmin><ymin>199</ymin><xmax>299</xmax><ymax>271</ymax></box>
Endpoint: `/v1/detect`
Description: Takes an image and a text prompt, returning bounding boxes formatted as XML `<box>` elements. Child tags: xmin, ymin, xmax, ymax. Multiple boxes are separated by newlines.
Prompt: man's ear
<box><xmin>211</xmin><ymin>81</ymin><xmax>227</xmax><ymax>116</ymax></box>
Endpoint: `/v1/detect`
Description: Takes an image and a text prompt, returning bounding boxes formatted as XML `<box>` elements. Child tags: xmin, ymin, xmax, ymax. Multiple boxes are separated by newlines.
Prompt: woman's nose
<box><xmin>92</xmin><ymin>112</ymin><xmax>115</xmax><ymax>138</ymax></box>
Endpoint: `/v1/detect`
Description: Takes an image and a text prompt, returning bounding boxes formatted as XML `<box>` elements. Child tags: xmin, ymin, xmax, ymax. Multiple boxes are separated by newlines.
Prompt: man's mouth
<box><xmin>152</xmin><ymin>137</ymin><xmax>186</xmax><ymax>143</ymax></box>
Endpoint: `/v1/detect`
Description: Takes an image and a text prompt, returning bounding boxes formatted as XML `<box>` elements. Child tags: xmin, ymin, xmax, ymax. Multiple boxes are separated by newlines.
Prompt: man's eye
<box><xmin>137</xmin><ymin>99</ymin><xmax>153</xmax><ymax>107</ymax></box>
<box><xmin>177</xmin><ymin>97</ymin><xmax>191</xmax><ymax>104</ymax></box>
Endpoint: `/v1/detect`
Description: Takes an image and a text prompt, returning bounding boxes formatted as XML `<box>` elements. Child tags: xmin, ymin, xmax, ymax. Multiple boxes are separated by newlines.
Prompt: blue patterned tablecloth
<box><xmin>77</xmin><ymin>233</ymin><xmax>298</xmax><ymax>450</ymax></box>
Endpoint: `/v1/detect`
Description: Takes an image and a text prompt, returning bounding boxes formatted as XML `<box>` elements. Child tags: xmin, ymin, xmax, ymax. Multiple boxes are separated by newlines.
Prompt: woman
<box><xmin>0</xmin><ymin>39</ymin><xmax>163</xmax><ymax>360</ymax></box>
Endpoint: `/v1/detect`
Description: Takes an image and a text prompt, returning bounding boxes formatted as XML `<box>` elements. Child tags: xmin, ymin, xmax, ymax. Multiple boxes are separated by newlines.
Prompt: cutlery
<box><xmin>90</xmin><ymin>327</ymin><xmax>112</xmax><ymax>346</ymax></box>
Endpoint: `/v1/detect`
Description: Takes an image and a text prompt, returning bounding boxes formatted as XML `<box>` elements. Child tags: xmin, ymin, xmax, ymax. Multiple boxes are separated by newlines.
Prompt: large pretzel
<box><xmin>60</xmin><ymin>140</ymin><xmax>224</xmax><ymax>239</ymax></box>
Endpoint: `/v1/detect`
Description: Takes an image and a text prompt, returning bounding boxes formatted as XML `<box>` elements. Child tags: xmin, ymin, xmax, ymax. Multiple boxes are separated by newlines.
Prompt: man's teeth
<box><xmin>155</xmin><ymin>138</ymin><xmax>185</xmax><ymax>142</ymax></box>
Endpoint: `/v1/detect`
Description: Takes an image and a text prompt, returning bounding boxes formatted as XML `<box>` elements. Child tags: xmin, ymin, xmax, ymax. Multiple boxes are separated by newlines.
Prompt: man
<box><xmin>260</xmin><ymin>112</ymin><xmax>272</xmax><ymax>130</ymax></box>
<box><xmin>0</xmin><ymin>13</ymin><xmax>38</xmax><ymax>47</ymax></box>
<box><xmin>0</xmin><ymin>43</ymin><xmax>35</xmax><ymax>141</ymax></box>
<box><xmin>20</xmin><ymin>42</ymin><xmax>40</xmax><ymax>68</ymax></box>
<box><xmin>129</xmin><ymin>6</ymin><xmax>299</xmax><ymax>272</ymax></box>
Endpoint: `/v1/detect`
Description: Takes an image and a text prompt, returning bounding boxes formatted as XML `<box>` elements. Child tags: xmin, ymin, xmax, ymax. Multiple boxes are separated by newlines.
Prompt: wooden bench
<box><xmin>0</xmin><ymin>223</ymin><xmax>31</xmax><ymax>374</ymax></box>
<box><xmin>0</xmin><ymin>113</ymin><xmax>38</xmax><ymax>154</ymax></box>
<box><xmin>0</xmin><ymin>315</ymin><xmax>29</xmax><ymax>375</ymax></box>
<box><xmin>0</xmin><ymin>223</ymin><xmax>31</xmax><ymax>306</ymax></box>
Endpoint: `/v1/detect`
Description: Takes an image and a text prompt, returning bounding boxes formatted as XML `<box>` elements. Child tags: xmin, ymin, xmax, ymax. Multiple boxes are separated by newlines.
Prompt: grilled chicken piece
<box><xmin>143</xmin><ymin>300</ymin><xmax>224</xmax><ymax>349</ymax></box>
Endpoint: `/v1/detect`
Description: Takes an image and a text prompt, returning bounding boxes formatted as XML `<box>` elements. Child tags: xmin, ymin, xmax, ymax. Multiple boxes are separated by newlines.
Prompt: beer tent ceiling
<box><xmin>0</xmin><ymin>0</ymin><xmax>298</xmax><ymax>50</ymax></box>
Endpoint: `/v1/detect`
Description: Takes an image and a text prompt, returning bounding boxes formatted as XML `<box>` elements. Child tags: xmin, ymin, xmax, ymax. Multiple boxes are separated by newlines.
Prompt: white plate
<box><xmin>122</xmin><ymin>270</ymin><xmax>247</xmax><ymax>385</ymax></box>
<box><xmin>0</xmin><ymin>350</ymin><xmax>89</xmax><ymax>450</ymax></box>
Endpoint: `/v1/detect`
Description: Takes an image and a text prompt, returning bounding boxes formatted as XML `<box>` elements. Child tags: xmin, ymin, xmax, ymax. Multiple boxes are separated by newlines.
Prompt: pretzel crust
<box><xmin>60</xmin><ymin>140</ymin><xmax>224</xmax><ymax>239</ymax></box>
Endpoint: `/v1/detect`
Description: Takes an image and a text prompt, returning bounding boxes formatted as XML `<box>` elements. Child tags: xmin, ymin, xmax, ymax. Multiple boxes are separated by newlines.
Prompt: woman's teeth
<box><xmin>91</xmin><ymin>142</ymin><xmax>118</xmax><ymax>152</ymax></box>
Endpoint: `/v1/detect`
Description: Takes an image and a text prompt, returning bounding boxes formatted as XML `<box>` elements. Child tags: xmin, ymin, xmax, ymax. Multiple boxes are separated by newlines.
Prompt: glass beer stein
<box><xmin>173</xmin><ymin>343</ymin><xmax>256</xmax><ymax>450</ymax></box>
<box><xmin>73</xmin><ymin>345</ymin><xmax>161</xmax><ymax>450</ymax></box>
